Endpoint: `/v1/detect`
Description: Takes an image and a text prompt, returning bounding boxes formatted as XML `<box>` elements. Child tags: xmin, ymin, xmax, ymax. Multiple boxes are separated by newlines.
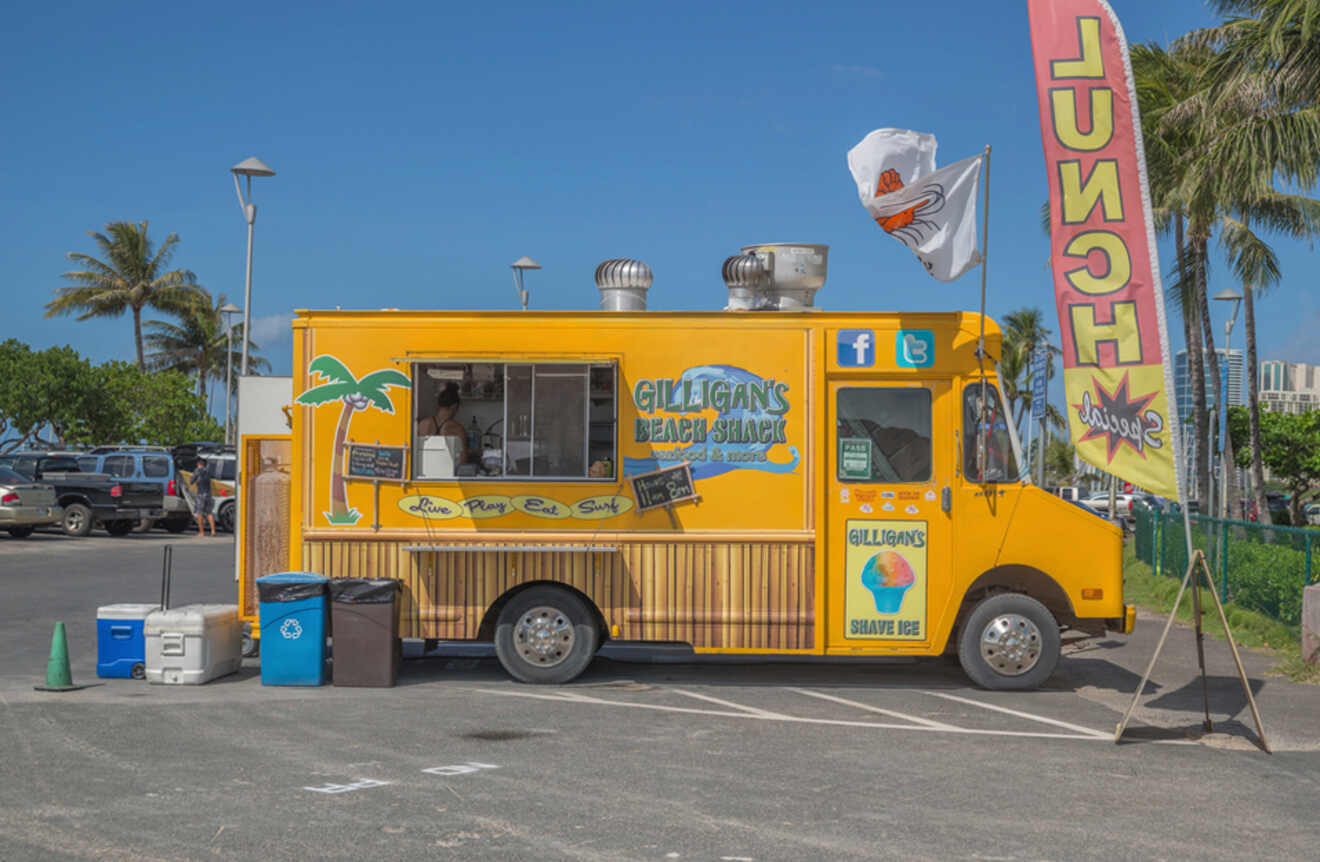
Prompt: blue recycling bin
<box><xmin>256</xmin><ymin>572</ymin><xmax>329</xmax><ymax>686</ymax></box>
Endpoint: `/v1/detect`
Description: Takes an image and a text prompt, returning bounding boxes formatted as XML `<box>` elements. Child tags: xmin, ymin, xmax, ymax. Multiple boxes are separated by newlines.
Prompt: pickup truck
<box><xmin>0</xmin><ymin>454</ymin><xmax>164</xmax><ymax>537</ymax></box>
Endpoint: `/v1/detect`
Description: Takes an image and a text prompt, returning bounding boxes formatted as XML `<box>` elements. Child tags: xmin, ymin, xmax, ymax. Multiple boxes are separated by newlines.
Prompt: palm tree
<box><xmin>1133</xmin><ymin>40</ymin><xmax>1218</xmax><ymax>504</ymax></box>
<box><xmin>1174</xmin><ymin>0</ymin><xmax>1320</xmax><ymax>521</ymax></box>
<box><xmin>1044</xmin><ymin>437</ymin><xmax>1077</xmax><ymax>486</ymax></box>
<box><xmin>294</xmin><ymin>356</ymin><xmax>411</xmax><ymax>524</ymax></box>
<box><xmin>999</xmin><ymin>307</ymin><xmax>1063</xmax><ymax>432</ymax></box>
<box><xmin>144</xmin><ymin>289</ymin><xmax>268</xmax><ymax>402</ymax></box>
<box><xmin>46</xmin><ymin>221</ymin><xmax>202</xmax><ymax>369</ymax></box>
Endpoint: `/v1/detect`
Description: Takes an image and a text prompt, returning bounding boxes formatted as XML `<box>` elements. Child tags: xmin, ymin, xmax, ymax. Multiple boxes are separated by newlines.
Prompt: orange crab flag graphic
<box><xmin>847</xmin><ymin>128</ymin><xmax>984</xmax><ymax>282</ymax></box>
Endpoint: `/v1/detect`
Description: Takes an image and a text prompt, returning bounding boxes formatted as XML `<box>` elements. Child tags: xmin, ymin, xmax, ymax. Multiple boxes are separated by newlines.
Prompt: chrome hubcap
<box><xmin>979</xmin><ymin>613</ymin><xmax>1042</xmax><ymax>676</ymax></box>
<box><xmin>514</xmin><ymin>606</ymin><xmax>574</xmax><ymax>668</ymax></box>
<box><xmin>67</xmin><ymin>511</ymin><xmax>84</xmax><ymax>531</ymax></box>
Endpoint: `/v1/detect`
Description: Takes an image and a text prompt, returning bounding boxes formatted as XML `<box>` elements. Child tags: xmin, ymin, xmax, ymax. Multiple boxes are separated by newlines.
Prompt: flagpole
<box><xmin>975</xmin><ymin>145</ymin><xmax>991</xmax><ymax>479</ymax></box>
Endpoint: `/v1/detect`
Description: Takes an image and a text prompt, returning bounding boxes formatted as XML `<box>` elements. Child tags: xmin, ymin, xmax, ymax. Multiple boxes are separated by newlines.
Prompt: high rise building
<box><xmin>1259</xmin><ymin>360</ymin><xmax>1320</xmax><ymax>414</ymax></box>
<box><xmin>1174</xmin><ymin>349</ymin><xmax>1243</xmax><ymax>419</ymax></box>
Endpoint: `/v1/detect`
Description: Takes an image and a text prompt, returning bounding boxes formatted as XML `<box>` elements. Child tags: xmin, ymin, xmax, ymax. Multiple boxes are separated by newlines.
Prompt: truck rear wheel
<box><xmin>104</xmin><ymin>520</ymin><xmax>134</xmax><ymax>537</ymax></box>
<box><xmin>957</xmin><ymin>593</ymin><xmax>1060</xmax><ymax>691</ymax></box>
<box><xmin>494</xmin><ymin>586</ymin><xmax>598</xmax><ymax>684</ymax></box>
<box><xmin>62</xmin><ymin>503</ymin><xmax>93</xmax><ymax>537</ymax></box>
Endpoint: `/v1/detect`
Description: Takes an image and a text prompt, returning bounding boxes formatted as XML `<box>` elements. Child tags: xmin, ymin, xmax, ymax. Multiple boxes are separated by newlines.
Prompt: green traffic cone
<box><xmin>34</xmin><ymin>622</ymin><xmax>87</xmax><ymax>692</ymax></box>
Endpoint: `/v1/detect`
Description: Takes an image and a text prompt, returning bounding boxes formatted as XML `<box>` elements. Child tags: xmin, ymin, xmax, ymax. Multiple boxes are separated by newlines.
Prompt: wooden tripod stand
<box><xmin>1113</xmin><ymin>549</ymin><xmax>1270</xmax><ymax>752</ymax></box>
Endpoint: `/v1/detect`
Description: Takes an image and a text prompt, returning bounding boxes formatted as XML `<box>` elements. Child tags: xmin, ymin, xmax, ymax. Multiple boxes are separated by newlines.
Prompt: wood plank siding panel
<box><xmin>300</xmin><ymin>538</ymin><xmax>815</xmax><ymax>649</ymax></box>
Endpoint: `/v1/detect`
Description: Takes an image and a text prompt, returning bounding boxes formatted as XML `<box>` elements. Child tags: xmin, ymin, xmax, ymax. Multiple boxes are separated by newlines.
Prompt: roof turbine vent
<box><xmin>721</xmin><ymin>253</ymin><xmax>769</xmax><ymax>310</ymax></box>
<box><xmin>595</xmin><ymin>258</ymin><xmax>652</xmax><ymax>311</ymax></box>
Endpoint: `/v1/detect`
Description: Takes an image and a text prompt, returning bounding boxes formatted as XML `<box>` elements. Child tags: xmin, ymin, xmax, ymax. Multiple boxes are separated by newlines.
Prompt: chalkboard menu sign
<box><xmin>345</xmin><ymin>444</ymin><xmax>407</xmax><ymax>481</ymax></box>
<box><xmin>629</xmin><ymin>462</ymin><xmax>698</xmax><ymax>512</ymax></box>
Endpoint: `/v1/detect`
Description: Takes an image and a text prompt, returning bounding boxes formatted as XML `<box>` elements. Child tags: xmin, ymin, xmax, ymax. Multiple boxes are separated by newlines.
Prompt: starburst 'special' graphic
<box><xmin>1072</xmin><ymin>372</ymin><xmax>1166</xmax><ymax>463</ymax></box>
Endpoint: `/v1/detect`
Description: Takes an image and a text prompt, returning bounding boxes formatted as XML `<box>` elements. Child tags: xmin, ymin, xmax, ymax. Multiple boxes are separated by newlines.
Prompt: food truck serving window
<box><xmin>412</xmin><ymin>361</ymin><xmax>616</xmax><ymax>481</ymax></box>
<box><xmin>836</xmin><ymin>387</ymin><xmax>932</xmax><ymax>483</ymax></box>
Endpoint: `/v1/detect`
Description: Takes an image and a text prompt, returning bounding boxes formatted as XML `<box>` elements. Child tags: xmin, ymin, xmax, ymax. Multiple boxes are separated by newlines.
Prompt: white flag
<box><xmin>847</xmin><ymin>128</ymin><xmax>984</xmax><ymax>282</ymax></box>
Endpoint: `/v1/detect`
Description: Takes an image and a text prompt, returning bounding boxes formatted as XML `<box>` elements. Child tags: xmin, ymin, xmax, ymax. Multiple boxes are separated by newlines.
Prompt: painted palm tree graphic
<box><xmin>295</xmin><ymin>355</ymin><xmax>410</xmax><ymax>525</ymax></box>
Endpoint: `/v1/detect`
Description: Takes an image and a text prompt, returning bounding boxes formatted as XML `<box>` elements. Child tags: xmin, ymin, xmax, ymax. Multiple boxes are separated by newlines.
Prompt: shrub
<box><xmin>1224</xmin><ymin>541</ymin><xmax>1308</xmax><ymax>626</ymax></box>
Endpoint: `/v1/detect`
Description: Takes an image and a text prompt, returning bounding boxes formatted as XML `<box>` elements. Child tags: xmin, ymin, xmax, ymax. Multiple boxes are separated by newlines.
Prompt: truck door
<box><xmin>825</xmin><ymin>380</ymin><xmax>952</xmax><ymax>653</ymax></box>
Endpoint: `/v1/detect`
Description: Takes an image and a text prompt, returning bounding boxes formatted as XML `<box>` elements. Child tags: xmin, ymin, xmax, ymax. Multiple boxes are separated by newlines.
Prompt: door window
<box><xmin>836</xmin><ymin>387</ymin><xmax>932</xmax><ymax>483</ymax></box>
<box><xmin>143</xmin><ymin>456</ymin><xmax>171</xmax><ymax>478</ymax></box>
<box><xmin>962</xmin><ymin>383</ymin><xmax>1019</xmax><ymax>482</ymax></box>
<box><xmin>102</xmin><ymin>455</ymin><xmax>135</xmax><ymax>477</ymax></box>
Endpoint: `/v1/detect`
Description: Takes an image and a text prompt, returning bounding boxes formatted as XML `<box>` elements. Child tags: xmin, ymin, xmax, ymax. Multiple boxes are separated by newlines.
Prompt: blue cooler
<box><xmin>97</xmin><ymin>603</ymin><xmax>160</xmax><ymax>679</ymax></box>
<box><xmin>256</xmin><ymin>572</ymin><xmax>330</xmax><ymax>686</ymax></box>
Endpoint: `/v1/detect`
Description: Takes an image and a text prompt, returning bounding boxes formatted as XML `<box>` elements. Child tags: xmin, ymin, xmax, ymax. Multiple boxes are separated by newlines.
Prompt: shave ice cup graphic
<box><xmin>859</xmin><ymin>549</ymin><xmax>916</xmax><ymax>613</ymax></box>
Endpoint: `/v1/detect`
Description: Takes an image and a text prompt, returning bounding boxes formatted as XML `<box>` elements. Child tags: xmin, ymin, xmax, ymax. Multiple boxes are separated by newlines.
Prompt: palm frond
<box><xmin>295</xmin><ymin>382</ymin><xmax>357</xmax><ymax>405</ymax></box>
<box><xmin>306</xmin><ymin>355</ymin><xmax>357</xmax><ymax>386</ymax></box>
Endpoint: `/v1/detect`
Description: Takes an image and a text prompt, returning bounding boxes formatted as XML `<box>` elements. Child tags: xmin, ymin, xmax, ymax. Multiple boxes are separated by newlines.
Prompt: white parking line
<box><xmin>474</xmin><ymin>688</ymin><xmax>1191</xmax><ymax>743</ymax></box>
<box><xmin>919</xmin><ymin>690</ymin><xmax>1112</xmax><ymax>739</ymax></box>
<box><xmin>670</xmin><ymin>688</ymin><xmax>789</xmax><ymax>718</ymax></box>
<box><xmin>788</xmin><ymin>688</ymin><xmax>959</xmax><ymax>730</ymax></box>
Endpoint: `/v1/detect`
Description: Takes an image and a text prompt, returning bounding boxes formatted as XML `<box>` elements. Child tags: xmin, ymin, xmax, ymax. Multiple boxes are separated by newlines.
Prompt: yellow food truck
<box><xmin>238</xmin><ymin>246</ymin><xmax>1132</xmax><ymax>690</ymax></box>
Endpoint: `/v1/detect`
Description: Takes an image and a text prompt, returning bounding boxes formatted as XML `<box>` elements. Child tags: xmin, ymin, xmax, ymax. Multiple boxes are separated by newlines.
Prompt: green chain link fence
<box><xmin>1132</xmin><ymin>505</ymin><xmax>1318</xmax><ymax>626</ymax></box>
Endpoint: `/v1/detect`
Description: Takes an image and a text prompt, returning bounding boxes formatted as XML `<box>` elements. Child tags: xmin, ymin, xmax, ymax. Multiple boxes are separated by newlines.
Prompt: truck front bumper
<box><xmin>1106</xmin><ymin>604</ymin><xmax>1137</xmax><ymax>635</ymax></box>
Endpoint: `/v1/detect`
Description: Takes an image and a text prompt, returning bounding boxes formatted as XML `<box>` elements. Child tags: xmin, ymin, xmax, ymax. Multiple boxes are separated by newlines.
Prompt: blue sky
<box><xmin>3</xmin><ymin>1</ymin><xmax>1315</xmax><ymax>419</ymax></box>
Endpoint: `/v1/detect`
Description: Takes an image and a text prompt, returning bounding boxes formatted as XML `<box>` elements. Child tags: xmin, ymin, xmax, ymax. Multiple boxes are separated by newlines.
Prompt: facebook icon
<box><xmin>837</xmin><ymin>329</ymin><xmax>875</xmax><ymax>367</ymax></box>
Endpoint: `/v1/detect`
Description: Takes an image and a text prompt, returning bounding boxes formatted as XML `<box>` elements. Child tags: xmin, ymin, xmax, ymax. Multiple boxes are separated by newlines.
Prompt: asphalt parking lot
<box><xmin>2</xmin><ymin>531</ymin><xmax>1318</xmax><ymax>860</ymax></box>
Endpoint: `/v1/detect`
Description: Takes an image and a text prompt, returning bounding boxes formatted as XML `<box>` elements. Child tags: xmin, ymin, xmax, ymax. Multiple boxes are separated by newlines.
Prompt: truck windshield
<box><xmin>962</xmin><ymin>381</ymin><xmax>1023</xmax><ymax>483</ymax></box>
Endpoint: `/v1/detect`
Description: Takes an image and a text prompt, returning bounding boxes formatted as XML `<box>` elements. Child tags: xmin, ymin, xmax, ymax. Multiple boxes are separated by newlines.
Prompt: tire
<box><xmin>62</xmin><ymin>503</ymin><xmax>93</xmax><ymax>537</ymax></box>
<box><xmin>7</xmin><ymin>526</ymin><xmax>34</xmax><ymax>538</ymax></box>
<box><xmin>163</xmin><ymin>518</ymin><xmax>191</xmax><ymax>534</ymax></box>
<box><xmin>494</xmin><ymin>586</ymin><xmax>599</xmax><ymax>684</ymax></box>
<box><xmin>217</xmin><ymin>501</ymin><xmax>235</xmax><ymax>533</ymax></box>
<box><xmin>104</xmin><ymin>520</ymin><xmax>134</xmax><ymax>537</ymax></box>
<box><xmin>957</xmin><ymin>593</ymin><xmax>1061</xmax><ymax>691</ymax></box>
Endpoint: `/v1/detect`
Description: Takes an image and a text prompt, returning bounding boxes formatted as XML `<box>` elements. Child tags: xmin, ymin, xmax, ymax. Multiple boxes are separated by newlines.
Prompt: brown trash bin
<box><xmin>329</xmin><ymin>579</ymin><xmax>401</xmax><ymax>687</ymax></box>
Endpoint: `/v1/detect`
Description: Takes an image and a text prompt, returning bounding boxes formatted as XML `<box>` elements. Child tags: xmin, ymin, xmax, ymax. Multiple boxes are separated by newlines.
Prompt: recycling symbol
<box><xmin>280</xmin><ymin>618</ymin><xmax>303</xmax><ymax>640</ymax></box>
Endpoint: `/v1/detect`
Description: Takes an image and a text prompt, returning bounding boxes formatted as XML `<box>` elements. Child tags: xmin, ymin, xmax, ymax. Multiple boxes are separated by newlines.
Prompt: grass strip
<box><xmin>1123</xmin><ymin>541</ymin><xmax>1319</xmax><ymax>684</ymax></box>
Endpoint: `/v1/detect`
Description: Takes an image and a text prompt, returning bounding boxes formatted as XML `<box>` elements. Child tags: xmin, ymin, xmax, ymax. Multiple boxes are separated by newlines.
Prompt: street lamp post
<box><xmin>219</xmin><ymin>302</ymin><xmax>241</xmax><ymax>445</ymax></box>
<box><xmin>230</xmin><ymin>157</ymin><xmax>276</xmax><ymax>378</ymax></box>
<box><xmin>510</xmin><ymin>256</ymin><xmax>541</xmax><ymax>310</ymax></box>
<box><xmin>1214</xmin><ymin>287</ymin><xmax>1244</xmax><ymax>520</ymax></box>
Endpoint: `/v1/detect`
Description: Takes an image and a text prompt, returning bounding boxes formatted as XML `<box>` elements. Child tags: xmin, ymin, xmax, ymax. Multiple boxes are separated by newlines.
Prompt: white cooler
<box><xmin>144</xmin><ymin>604</ymin><xmax>242</xmax><ymax>685</ymax></box>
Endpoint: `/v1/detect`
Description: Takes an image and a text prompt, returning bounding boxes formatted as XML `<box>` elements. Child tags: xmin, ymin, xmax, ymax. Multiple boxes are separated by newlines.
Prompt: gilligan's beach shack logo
<box><xmin>625</xmin><ymin>364</ymin><xmax>800</xmax><ymax>480</ymax></box>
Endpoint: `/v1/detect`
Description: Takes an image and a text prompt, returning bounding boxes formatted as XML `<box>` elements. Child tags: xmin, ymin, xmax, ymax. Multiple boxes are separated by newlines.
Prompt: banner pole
<box><xmin>975</xmin><ymin>145</ymin><xmax>991</xmax><ymax>479</ymax></box>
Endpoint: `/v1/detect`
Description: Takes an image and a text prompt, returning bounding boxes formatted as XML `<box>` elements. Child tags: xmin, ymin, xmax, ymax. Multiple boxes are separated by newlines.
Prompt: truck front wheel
<box><xmin>494</xmin><ymin>586</ymin><xmax>598</xmax><ymax>684</ymax></box>
<box><xmin>957</xmin><ymin>593</ymin><xmax>1060</xmax><ymax>691</ymax></box>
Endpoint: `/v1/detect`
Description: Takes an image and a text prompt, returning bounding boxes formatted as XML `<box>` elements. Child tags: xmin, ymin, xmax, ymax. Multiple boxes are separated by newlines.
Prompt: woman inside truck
<box><xmin>416</xmin><ymin>382</ymin><xmax>469</xmax><ymax>473</ymax></box>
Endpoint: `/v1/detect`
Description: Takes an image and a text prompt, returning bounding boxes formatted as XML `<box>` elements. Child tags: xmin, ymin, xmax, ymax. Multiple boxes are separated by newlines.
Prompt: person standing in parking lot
<box><xmin>192</xmin><ymin>457</ymin><xmax>215</xmax><ymax>537</ymax></box>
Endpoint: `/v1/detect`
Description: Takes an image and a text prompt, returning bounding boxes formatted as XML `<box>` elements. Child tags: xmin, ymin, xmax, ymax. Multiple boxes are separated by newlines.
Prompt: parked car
<box><xmin>0</xmin><ymin>466</ymin><xmax>62</xmax><ymax>537</ymax></box>
<box><xmin>76</xmin><ymin>448</ymin><xmax>192</xmax><ymax>533</ymax></box>
<box><xmin>1305</xmin><ymin>502</ymin><xmax>1320</xmax><ymax>526</ymax></box>
<box><xmin>0</xmin><ymin>452</ymin><xmax>163</xmax><ymax>536</ymax></box>
<box><xmin>1267</xmin><ymin>492</ymin><xmax>1290</xmax><ymax>525</ymax></box>
<box><xmin>1130</xmin><ymin>494</ymin><xmax>1166</xmax><ymax>515</ymax></box>
<box><xmin>1083</xmin><ymin>493</ymin><xmax>1135</xmax><ymax>518</ymax></box>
